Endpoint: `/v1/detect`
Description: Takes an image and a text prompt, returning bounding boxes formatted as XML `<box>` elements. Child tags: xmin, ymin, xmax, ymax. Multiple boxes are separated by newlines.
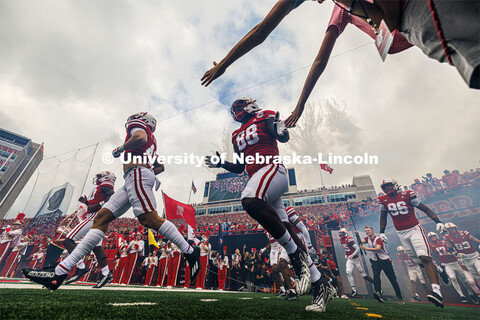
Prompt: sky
<box><xmin>1</xmin><ymin>0</ymin><xmax>479</xmax><ymax>218</ymax></box>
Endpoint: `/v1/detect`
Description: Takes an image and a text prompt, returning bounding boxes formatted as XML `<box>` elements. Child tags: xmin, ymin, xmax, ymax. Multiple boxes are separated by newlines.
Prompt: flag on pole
<box><xmin>163</xmin><ymin>191</ymin><xmax>196</xmax><ymax>228</ymax></box>
<box><xmin>148</xmin><ymin>228</ymin><xmax>159</xmax><ymax>248</ymax></box>
<box><xmin>191</xmin><ymin>181</ymin><xmax>197</xmax><ymax>194</ymax></box>
<box><xmin>320</xmin><ymin>163</ymin><xmax>334</xmax><ymax>174</ymax></box>
<box><xmin>218</xmin><ymin>223</ymin><xmax>224</xmax><ymax>258</ymax></box>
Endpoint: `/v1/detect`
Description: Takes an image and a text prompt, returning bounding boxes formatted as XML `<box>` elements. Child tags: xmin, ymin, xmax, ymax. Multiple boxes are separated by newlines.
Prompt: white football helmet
<box><xmin>230</xmin><ymin>97</ymin><xmax>261</xmax><ymax>122</ymax></box>
<box><xmin>445</xmin><ymin>222</ymin><xmax>458</xmax><ymax>234</ymax></box>
<box><xmin>339</xmin><ymin>228</ymin><xmax>348</xmax><ymax>236</ymax></box>
<box><xmin>428</xmin><ymin>232</ymin><xmax>439</xmax><ymax>241</ymax></box>
<box><xmin>380</xmin><ymin>178</ymin><xmax>400</xmax><ymax>195</ymax></box>
<box><xmin>397</xmin><ymin>246</ymin><xmax>404</xmax><ymax>252</ymax></box>
<box><xmin>93</xmin><ymin>171</ymin><xmax>116</xmax><ymax>185</ymax></box>
<box><xmin>127</xmin><ymin>112</ymin><xmax>157</xmax><ymax>132</ymax></box>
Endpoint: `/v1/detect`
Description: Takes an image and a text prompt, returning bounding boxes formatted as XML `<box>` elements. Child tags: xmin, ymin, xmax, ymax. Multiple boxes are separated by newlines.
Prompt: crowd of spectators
<box><xmin>410</xmin><ymin>168</ymin><xmax>480</xmax><ymax>199</ymax></box>
<box><xmin>208</xmin><ymin>176</ymin><xmax>249</xmax><ymax>202</ymax></box>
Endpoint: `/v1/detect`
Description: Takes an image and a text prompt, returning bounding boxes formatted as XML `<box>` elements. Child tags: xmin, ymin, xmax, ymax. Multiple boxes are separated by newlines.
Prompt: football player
<box><xmin>338</xmin><ymin>227</ymin><xmax>374</xmax><ymax>297</ymax></box>
<box><xmin>260</xmin><ymin>230</ymin><xmax>297</xmax><ymax>300</ymax></box>
<box><xmin>429</xmin><ymin>231</ymin><xmax>479</xmax><ymax>304</ymax></box>
<box><xmin>286</xmin><ymin>207</ymin><xmax>317</xmax><ymax>258</ymax></box>
<box><xmin>397</xmin><ymin>246</ymin><xmax>429</xmax><ymax>302</ymax></box>
<box><xmin>443</xmin><ymin>223</ymin><xmax>480</xmax><ymax>281</ymax></box>
<box><xmin>63</xmin><ymin>171</ymin><xmax>116</xmax><ymax>288</ymax></box>
<box><xmin>23</xmin><ymin>112</ymin><xmax>200</xmax><ymax>290</ymax></box>
<box><xmin>378</xmin><ymin>179</ymin><xmax>450</xmax><ymax>308</ymax></box>
<box><xmin>206</xmin><ymin>98</ymin><xmax>332</xmax><ymax>312</ymax></box>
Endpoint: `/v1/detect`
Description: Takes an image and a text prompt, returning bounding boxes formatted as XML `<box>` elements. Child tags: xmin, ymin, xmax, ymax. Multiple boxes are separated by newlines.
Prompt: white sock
<box><xmin>432</xmin><ymin>284</ymin><xmax>442</xmax><ymax>297</ymax></box>
<box><xmin>76</xmin><ymin>260</ymin><xmax>86</xmax><ymax>269</ymax></box>
<box><xmin>450</xmin><ymin>278</ymin><xmax>464</xmax><ymax>297</ymax></box>
<box><xmin>276</xmin><ymin>231</ymin><xmax>297</xmax><ymax>255</ymax></box>
<box><xmin>436</xmin><ymin>265</ymin><xmax>443</xmax><ymax>274</ymax></box>
<box><xmin>280</xmin><ymin>286</ymin><xmax>285</xmax><ymax>293</ymax></box>
<box><xmin>158</xmin><ymin>220</ymin><xmax>193</xmax><ymax>254</ymax></box>
<box><xmin>101</xmin><ymin>266</ymin><xmax>109</xmax><ymax>277</ymax></box>
<box><xmin>55</xmin><ymin>229</ymin><xmax>105</xmax><ymax>276</ymax></box>
<box><xmin>307</xmin><ymin>256</ymin><xmax>321</xmax><ymax>282</ymax></box>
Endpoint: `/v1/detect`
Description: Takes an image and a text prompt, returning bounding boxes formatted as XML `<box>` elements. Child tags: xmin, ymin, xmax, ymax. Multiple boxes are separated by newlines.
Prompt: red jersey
<box><xmin>124</xmin><ymin>118</ymin><xmax>157</xmax><ymax>168</ymax></box>
<box><xmin>398</xmin><ymin>252</ymin><xmax>417</xmax><ymax>268</ymax></box>
<box><xmin>340</xmin><ymin>236</ymin><xmax>358</xmax><ymax>258</ymax></box>
<box><xmin>444</xmin><ymin>230</ymin><xmax>477</xmax><ymax>254</ymax></box>
<box><xmin>378</xmin><ymin>190</ymin><xmax>421</xmax><ymax>231</ymax></box>
<box><xmin>87</xmin><ymin>181</ymin><xmax>114</xmax><ymax>213</ymax></box>
<box><xmin>327</xmin><ymin>258</ymin><xmax>337</xmax><ymax>271</ymax></box>
<box><xmin>429</xmin><ymin>240</ymin><xmax>457</xmax><ymax>263</ymax></box>
<box><xmin>231</xmin><ymin>110</ymin><xmax>278</xmax><ymax>177</ymax></box>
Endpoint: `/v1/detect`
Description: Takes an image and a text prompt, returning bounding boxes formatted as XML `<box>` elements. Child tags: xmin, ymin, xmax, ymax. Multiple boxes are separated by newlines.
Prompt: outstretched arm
<box><xmin>200</xmin><ymin>0</ymin><xmax>297</xmax><ymax>87</ymax></box>
<box><xmin>285</xmin><ymin>26</ymin><xmax>338</xmax><ymax>127</ymax></box>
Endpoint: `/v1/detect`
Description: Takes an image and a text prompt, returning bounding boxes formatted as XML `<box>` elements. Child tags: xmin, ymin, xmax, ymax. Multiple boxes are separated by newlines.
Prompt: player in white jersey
<box><xmin>23</xmin><ymin>112</ymin><xmax>200</xmax><ymax>290</ymax></box>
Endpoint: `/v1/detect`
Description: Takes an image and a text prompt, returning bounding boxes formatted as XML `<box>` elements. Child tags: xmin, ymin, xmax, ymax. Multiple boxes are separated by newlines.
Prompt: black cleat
<box><xmin>276</xmin><ymin>289</ymin><xmax>287</xmax><ymax>298</ymax></box>
<box><xmin>427</xmin><ymin>292</ymin><xmax>444</xmax><ymax>309</ymax></box>
<box><xmin>413</xmin><ymin>293</ymin><xmax>422</xmax><ymax>302</ymax></box>
<box><xmin>306</xmin><ymin>278</ymin><xmax>330</xmax><ymax>312</ymax></box>
<box><xmin>288</xmin><ymin>248</ymin><xmax>311</xmax><ymax>295</ymax></box>
<box><xmin>93</xmin><ymin>270</ymin><xmax>113</xmax><ymax>288</ymax></box>
<box><xmin>470</xmin><ymin>295</ymin><xmax>479</xmax><ymax>305</ymax></box>
<box><xmin>460</xmin><ymin>296</ymin><xmax>468</xmax><ymax>303</ymax></box>
<box><xmin>65</xmin><ymin>267</ymin><xmax>90</xmax><ymax>284</ymax></box>
<box><xmin>283</xmin><ymin>290</ymin><xmax>299</xmax><ymax>301</ymax></box>
<box><xmin>373</xmin><ymin>291</ymin><xmax>384</xmax><ymax>303</ymax></box>
<box><xmin>351</xmin><ymin>290</ymin><xmax>358</xmax><ymax>298</ymax></box>
<box><xmin>22</xmin><ymin>267</ymin><xmax>67</xmax><ymax>290</ymax></box>
<box><xmin>438</xmin><ymin>265</ymin><xmax>451</xmax><ymax>286</ymax></box>
<box><xmin>184</xmin><ymin>246</ymin><xmax>201</xmax><ymax>282</ymax></box>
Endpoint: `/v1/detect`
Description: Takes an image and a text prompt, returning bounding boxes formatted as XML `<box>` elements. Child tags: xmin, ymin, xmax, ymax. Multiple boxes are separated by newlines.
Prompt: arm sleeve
<box><xmin>351</xmin><ymin>243</ymin><xmax>360</xmax><ymax>257</ymax></box>
<box><xmin>327</xmin><ymin>4</ymin><xmax>350</xmax><ymax>36</ymax></box>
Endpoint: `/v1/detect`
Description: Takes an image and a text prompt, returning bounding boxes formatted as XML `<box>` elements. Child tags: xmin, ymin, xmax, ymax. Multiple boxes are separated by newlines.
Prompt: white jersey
<box><xmin>0</xmin><ymin>229</ymin><xmax>22</xmax><ymax>245</ymax></box>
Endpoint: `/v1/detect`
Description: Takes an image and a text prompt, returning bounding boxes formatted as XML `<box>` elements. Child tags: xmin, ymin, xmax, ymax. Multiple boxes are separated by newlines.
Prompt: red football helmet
<box><xmin>381</xmin><ymin>178</ymin><xmax>400</xmax><ymax>196</ymax></box>
<box><xmin>230</xmin><ymin>97</ymin><xmax>260</xmax><ymax>122</ymax></box>
<box><xmin>445</xmin><ymin>222</ymin><xmax>459</xmax><ymax>235</ymax></box>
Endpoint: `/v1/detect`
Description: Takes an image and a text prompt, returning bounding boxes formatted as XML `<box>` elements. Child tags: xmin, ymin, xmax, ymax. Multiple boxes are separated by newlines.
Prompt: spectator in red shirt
<box><xmin>442</xmin><ymin>170</ymin><xmax>459</xmax><ymax>188</ymax></box>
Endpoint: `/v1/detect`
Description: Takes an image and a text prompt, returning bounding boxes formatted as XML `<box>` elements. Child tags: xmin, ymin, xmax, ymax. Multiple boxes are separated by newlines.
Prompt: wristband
<box><xmin>433</xmin><ymin>218</ymin><xmax>441</xmax><ymax>224</ymax></box>
<box><xmin>118</xmin><ymin>145</ymin><xmax>126</xmax><ymax>152</ymax></box>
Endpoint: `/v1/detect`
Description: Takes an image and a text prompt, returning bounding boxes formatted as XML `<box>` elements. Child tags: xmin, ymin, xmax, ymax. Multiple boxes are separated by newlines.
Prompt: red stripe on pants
<box><xmin>156</xmin><ymin>257</ymin><xmax>168</xmax><ymax>286</ymax></box>
<box><xmin>196</xmin><ymin>255</ymin><xmax>208</xmax><ymax>288</ymax></box>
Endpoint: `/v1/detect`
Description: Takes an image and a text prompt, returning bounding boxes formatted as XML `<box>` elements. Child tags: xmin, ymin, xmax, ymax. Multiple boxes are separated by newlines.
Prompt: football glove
<box><xmin>205</xmin><ymin>151</ymin><xmax>222</xmax><ymax>168</ymax></box>
<box><xmin>112</xmin><ymin>145</ymin><xmax>125</xmax><ymax>158</ymax></box>
<box><xmin>380</xmin><ymin>233</ymin><xmax>388</xmax><ymax>243</ymax></box>
<box><xmin>436</xmin><ymin>223</ymin><xmax>447</xmax><ymax>234</ymax></box>
<box><xmin>273</xmin><ymin>112</ymin><xmax>288</xmax><ymax>137</ymax></box>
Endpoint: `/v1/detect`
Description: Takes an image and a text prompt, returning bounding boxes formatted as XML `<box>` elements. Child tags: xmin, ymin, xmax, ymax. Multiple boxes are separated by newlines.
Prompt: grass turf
<box><xmin>1</xmin><ymin>288</ymin><xmax>478</xmax><ymax>320</ymax></box>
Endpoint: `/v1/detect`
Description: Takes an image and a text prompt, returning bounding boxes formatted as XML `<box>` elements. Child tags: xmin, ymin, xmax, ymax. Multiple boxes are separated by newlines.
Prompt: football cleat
<box><xmin>283</xmin><ymin>290</ymin><xmax>299</xmax><ymax>301</ymax></box>
<box><xmin>306</xmin><ymin>278</ymin><xmax>329</xmax><ymax>312</ymax></box>
<box><xmin>22</xmin><ymin>267</ymin><xmax>67</xmax><ymax>290</ymax></box>
<box><xmin>460</xmin><ymin>296</ymin><xmax>468</xmax><ymax>303</ymax></box>
<box><xmin>438</xmin><ymin>265</ymin><xmax>451</xmax><ymax>286</ymax></box>
<box><xmin>93</xmin><ymin>270</ymin><xmax>113</xmax><ymax>289</ymax></box>
<box><xmin>470</xmin><ymin>295</ymin><xmax>479</xmax><ymax>305</ymax></box>
<box><xmin>289</xmin><ymin>248</ymin><xmax>311</xmax><ymax>295</ymax></box>
<box><xmin>373</xmin><ymin>291</ymin><xmax>384</xmax><ymax>303</ymax></box>
<box><xmin>427</xmin><ymin>292</ymin><xmax>444</xmax><ymax>309</ymax></box>
<box><xmin>276</xmin><ymin>289</ymin><xmax>287</xmax><ymax>298</ymax></box>
<box><xmin>184</xmin><ymin>246</ymin><xmax>201</xmax><ymax>282</ymax></box>
<box><xmin>351</xmin><ymin>290</ymin><xmax>358</xmax><ymax>298</ymax></box>
<box><xmin>413</xmin><ymin>293</ymin><xmax>422</xmax><ymax>302</ymax></box>
<box><xmin>65</xmin><ymin>266</ymin><xmax>90</xmax><ymax>284</ymax></box>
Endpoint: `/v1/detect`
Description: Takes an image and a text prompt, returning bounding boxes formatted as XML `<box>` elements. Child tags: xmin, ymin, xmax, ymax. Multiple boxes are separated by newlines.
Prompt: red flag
<box><xmin>163</xmin><ymin>192</ymin><xmax>196</xmax><ymax>228</ymax></box>
<box><xmin>320</xmin><ymin>163</ymin><xmax>334</xmax><ymax>174</ymax></box>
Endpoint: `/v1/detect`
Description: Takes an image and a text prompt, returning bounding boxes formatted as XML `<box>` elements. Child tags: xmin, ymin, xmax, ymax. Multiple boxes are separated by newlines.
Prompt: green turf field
<box><xmin>1</xmin><ymin>287</ymin><xmax>479</xmax><ymax>320</ymax></box>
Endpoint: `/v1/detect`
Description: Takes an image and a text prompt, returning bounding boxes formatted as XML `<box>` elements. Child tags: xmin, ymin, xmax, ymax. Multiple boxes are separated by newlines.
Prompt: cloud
<box><xmin>1</xmin><ymin>0</ymin><xmax>479</xmax><ymax>218</ymax></box>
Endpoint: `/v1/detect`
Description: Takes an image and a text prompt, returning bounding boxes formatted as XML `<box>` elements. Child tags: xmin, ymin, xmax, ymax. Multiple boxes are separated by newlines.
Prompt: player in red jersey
<box><xmin>206</xmin><ymin>98</ymin><xmax>331</xmax><ymax>312</ymax></box>
<box><xmin>443</xmin><ymin>223</ymin><xmax>480</xmax><ymax>282</ymax></box>
<box><xmin>428</xmin><ymin>231</ymin><xmax>479</xmax><ymax>304</ymax></box>
<box><xmin>23</xmin><ymin>112</ymin><xmax>200</xmax><ymax>290</ymax></box>
<box><xmin>63</xmin><ymin>171</ymin><xmax>115</xmax><ymax>288</ymax></box>
<box><xmin>338</xmin><ymin>228</ymin><xmax>373</xmax><ymax>297</ymax></box>
<box><xmin>378</xmin><ymin>178</ymin><xmax>449</xmax><ymax>308</ymax></box>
